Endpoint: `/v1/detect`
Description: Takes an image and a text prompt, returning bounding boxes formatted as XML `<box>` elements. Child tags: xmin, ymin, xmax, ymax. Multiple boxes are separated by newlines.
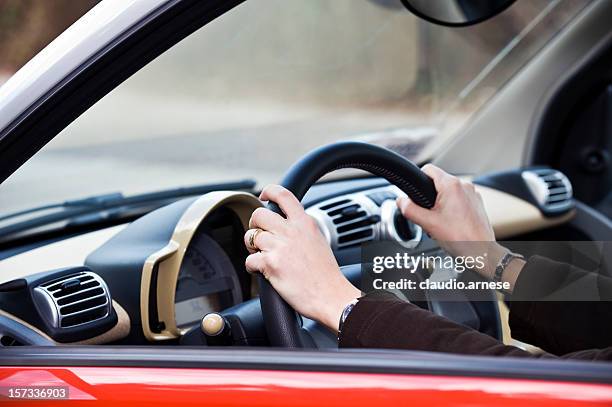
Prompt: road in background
<box><xmin>0</xmin><ymin>90</ymin><xmax>435</xmax><ymax>213</ymax></box>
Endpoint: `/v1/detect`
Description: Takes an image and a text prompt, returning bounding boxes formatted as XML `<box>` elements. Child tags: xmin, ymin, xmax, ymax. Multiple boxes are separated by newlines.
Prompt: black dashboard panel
<box><xmin>83</xmin><ymin>192</ymin><xmax>261</xmax><ymax>343</ymax></box>
<box><xmin>303</xmin><ymin>177</ymin><xmax>390</xmax><ymax>208</ymax></box>
<box><xmin>85</xmin><ymin>198</ymin><xmax>197</xmax><ymax>343</ymax></box>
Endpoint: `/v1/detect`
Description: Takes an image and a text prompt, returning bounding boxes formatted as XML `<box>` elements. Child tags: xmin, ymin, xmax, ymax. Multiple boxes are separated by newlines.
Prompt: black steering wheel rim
<box><xmin>260</xmin><ymin>141</ymin><xmax>437</xmax><ymax>347</ymax></box>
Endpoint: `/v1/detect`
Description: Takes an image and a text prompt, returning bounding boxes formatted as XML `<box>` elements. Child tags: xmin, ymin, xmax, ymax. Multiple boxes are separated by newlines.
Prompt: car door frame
<box><xmin>0</xmin><ymin>0</ymin><xmax>245</xmax><ymax>185</ymax></box>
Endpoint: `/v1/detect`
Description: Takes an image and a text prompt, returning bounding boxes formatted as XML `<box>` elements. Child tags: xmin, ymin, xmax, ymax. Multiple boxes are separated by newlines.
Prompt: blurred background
<box><xmin>0</xmin><ymin>0</ymin><xmax>588</xmax><ymax>213</ymax></box>
<box><xmin>0</xmin><ymin>0</ymin><xmax>98</xmax><ymax>80</ymax></box>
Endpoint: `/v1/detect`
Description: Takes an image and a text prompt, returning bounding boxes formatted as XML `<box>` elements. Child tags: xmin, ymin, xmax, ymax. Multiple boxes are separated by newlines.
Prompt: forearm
<box><xmin>339</xmin><ymin>291</ymin><xmax>536</xmax><ymax>358</ymax></box>
<box><xmin>339</xmin><ymin>290</ymin><xmax>612</xmax><ymax>361</ymax></box>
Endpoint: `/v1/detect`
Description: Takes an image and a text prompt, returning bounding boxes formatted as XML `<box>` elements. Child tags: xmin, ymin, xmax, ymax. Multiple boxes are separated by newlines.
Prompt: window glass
<box><xmin>0</xmin><ymin>0</ymin><xmax>589</xmax><ymax>214</ymax></box>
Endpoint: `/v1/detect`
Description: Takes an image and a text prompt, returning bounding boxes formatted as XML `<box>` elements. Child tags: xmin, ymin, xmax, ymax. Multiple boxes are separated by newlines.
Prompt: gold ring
<box><xmin>248</xmin><ymin>228</ymin><xmax>263</xmax><ymax>251</ymax></box>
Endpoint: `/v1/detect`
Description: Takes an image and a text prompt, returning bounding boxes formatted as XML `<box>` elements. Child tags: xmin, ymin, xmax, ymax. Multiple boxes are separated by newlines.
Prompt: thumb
<box><xmin>397</xmin><ymin>196</ymin><xmax>433</xmax><ymax>231</ymax></box>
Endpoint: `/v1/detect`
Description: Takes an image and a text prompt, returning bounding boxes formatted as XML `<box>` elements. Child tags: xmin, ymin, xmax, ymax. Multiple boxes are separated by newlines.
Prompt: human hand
<box><xmin>397</xmin><ymin>164</ymin><xmax>510</xmax><ymax>280</ymax></box>
<box><xmin>397</xmin><ymin>163</ymin><xmax>495</xmax><ymax>243</ymax></box>
<box><xmin>244</xmin><ymin>185</ymin><xmax>361</xmax><ymax>333</ymax></box>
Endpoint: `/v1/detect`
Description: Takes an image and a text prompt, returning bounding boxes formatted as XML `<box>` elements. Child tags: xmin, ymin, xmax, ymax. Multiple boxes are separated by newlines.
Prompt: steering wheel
<box><xmin>260</xmin><ymin>141</ymin><xmax>438</xmax><ymax>347</ymax></box>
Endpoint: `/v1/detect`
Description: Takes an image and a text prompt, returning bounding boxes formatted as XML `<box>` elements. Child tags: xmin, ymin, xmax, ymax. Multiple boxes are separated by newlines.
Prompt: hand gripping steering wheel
<box><xmin>260</xmin><ymin>141</ymin><xmax>437</xmax><ymax>347</ymax></box>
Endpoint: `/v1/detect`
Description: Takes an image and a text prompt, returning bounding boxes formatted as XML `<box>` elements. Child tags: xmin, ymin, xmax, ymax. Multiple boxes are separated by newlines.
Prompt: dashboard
<box><xmin>174</xmin><ymin>233</ymin><xmax>231</xmax><ymax>328</ymax></box>
<box><xmin>0</xmin><ymin>168</ymin><xmax>576</xmax><ymax>346</ymax></box>
<box><xmin>174</xmin><ymin>212</ymin><xmax>250</xmax><ymax>328</ymax></box>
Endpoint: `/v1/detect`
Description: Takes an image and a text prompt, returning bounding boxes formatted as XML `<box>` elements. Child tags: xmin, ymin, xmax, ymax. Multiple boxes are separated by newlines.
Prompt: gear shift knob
<box><xmin>201</xmin><ymin>313</ymin><xmax>226</xmax><ymax>336</ymax></box>
<box><xmin>200</xmin><ymin>312</ymin><xmax>233</xmax><ymax>346</ymax></box>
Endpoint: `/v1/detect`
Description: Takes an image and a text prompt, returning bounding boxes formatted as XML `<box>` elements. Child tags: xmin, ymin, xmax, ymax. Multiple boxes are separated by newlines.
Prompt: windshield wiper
<box><xmin>0</xmin><ymin>179</ymin><xmax>256</xmax><ymax>243</ymax></box>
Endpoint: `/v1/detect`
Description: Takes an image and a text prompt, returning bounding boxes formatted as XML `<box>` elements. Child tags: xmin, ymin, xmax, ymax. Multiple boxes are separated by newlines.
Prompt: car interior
<box><xmin>0</xmin><ymin>0</ymin><xmax>610</xmax><ymax>356</ymax></box>
<box><xmin>0</xmin><ymin>146</ymin><xmax>608</xmax><ymax>349</ymax></box>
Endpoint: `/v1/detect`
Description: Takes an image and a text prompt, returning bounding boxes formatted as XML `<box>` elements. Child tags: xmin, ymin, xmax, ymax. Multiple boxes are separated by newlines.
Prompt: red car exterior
<box><xmin>2</xmin><ymin>366</ymin><xmax>612</xmax><ymax>406</ymax></box>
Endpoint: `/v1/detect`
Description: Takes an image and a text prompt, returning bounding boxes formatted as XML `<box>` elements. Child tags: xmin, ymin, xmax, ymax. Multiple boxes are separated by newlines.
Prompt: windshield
<box><xmin>0</xmin><ymin>0</ymin><xmax>588</xmax><ymax>215</ymax></box>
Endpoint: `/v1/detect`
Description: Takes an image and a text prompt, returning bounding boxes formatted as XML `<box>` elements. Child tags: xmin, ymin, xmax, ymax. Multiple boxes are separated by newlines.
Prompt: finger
<box><xmin>259</xmin><ymin>184</ymin><xmax>304</xmax><ymax>219</ymax></box>
<box><xmin>423</xmin><ymin>163</ymin><xmax>467</xmax><ymax>201</ymax></box>
<box><xmin>243</xmin><ymin>228</ymin><xmax>278</xmax><ymax>253</ymax></box>
<box><xmin>245</xmin><ymin>251</ymin><xmax>266</xmax><ymax>274</ymax></box>
<box><xmin>397</xmin><ymin>196</ymin><xmax>433</xmax><ymax>231</ymax></box>
<box><xmin>249</xmin><ymin>207</ymin><xmax>287</xmax><ymax>232</ymax></box>
<box><xmin>421</xmin><ymin>163</ymin><xmax>452</xmax><ymax>191</ymax></box>
<box><xmin>421</xmin><ymin>163</ymin><xmax>447</xmax><ymax>180</ymax></box>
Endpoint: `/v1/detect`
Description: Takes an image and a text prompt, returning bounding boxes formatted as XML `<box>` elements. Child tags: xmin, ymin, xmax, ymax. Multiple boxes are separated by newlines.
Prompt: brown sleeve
<box><xmin>339</xmin><ymin>291</ymin><xmax>612</xmax><ymax>361</ymax></box>
<box><xmin>338</xmin><ymin>291</ymin><xmax>537</xmax><ymax>357</ymax></box>
<box><xmin>509</xmin><ymin>256</ymin><xmax>612</xmax><ymax>355</ymax></box>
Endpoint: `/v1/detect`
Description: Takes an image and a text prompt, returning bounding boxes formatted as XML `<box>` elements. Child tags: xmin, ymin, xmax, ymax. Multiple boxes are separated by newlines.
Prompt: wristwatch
<box><xmin>338</xmin><ymin>298</ymin><xmax>359</xmax><ymax>340</ymax></box>
<box><xmin>493</xmin><ymin>251</ymin><xmax>524</xmax><ymax>285</ymax></box>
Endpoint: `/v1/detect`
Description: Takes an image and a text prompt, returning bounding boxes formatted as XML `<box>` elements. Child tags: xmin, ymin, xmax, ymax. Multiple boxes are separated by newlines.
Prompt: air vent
<box><xmin>321</xmin><ymin>198</ymin><xmax>376</xmax><ymax>249</ymax></box>
<box><xmin>33</xmin><ymin>271</ymin><xmax>111</xmax><ymax>329</ymax></box>
<box><xmin>522</xmin><ymin>169</ymin><xmax>573</xmax><ymax>212</ymax></box>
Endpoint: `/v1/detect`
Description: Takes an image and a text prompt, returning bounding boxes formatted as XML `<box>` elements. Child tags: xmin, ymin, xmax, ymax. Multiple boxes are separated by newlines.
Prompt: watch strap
<box><xmin>493</xmin><ymin>251</ymin><xmax>523</xmax><ymax>284</ymax></box>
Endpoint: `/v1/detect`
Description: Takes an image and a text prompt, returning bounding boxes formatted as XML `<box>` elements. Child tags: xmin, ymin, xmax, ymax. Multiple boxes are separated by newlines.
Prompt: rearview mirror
<box><xmin>400</xmin><ymin>0</ymin><xmax>516</xmax><ymax>27</ymax></box>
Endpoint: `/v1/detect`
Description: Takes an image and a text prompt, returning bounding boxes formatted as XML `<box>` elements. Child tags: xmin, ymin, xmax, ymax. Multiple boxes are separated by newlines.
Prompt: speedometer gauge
<box><xmin>174</xmin><ymin>232</ymin><xmax>242</xmax><ymax>328</ymax></box>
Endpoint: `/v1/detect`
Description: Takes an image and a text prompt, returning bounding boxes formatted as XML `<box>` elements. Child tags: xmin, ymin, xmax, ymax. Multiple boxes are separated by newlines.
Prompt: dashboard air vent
<box><xmin>33</xmin><ymin>271</ymin><xmax>111</xmax><ymax>329</ymax></box>
<box><xmin>522</xmin><ymin>169</ymin><xmax>573</xmax><ymax>212</ymax></box>
<box><xmin>322</xmin><ymin>198</ymin><xmax>375</xmax><ymax>249</ymax></box>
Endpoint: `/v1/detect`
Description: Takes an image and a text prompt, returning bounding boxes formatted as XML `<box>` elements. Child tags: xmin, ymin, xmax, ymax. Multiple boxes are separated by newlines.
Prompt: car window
<box><xmin>0</xmin><ymin>0</ymin><xmax>589</xmax><ymax>214</ymax></box>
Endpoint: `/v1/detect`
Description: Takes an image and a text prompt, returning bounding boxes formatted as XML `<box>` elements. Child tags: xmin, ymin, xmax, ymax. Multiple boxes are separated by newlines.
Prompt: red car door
<box><xmin>1</xmin><ymin>347</ymin><xmax>611</xmax><ymax>406</ymax></box>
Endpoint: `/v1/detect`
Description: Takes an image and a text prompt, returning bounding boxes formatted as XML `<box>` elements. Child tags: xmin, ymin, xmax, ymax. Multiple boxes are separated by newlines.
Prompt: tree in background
<box><xmin>0</xmin><ymin>0</ymin><xmax>99</xmax><ymax>77</ymax></box>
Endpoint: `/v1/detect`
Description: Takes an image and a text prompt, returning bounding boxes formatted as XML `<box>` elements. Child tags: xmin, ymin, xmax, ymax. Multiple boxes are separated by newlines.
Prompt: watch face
<box><xmin>339</xmin><ymin>300</ymin><xmax>358</xmax><ymax>334</ymax></box>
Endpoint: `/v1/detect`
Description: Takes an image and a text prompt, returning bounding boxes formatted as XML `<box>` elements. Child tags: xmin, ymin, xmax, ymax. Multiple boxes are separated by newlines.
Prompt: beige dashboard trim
<box><xmin>75</xmin><ymin>301</ymin><xmax>130</xmax><ymax>345</ymax></box>
<box><xmin>475</xmin><ymin>184</ymin><xmax>574</xmax><ymax>239</ymax></box>
<box><xmin>0</xmin><ymin>225</ymin><xmax>127</xmax><ymax>284</ymax></box>
<box><xmin>140</xmin><ymin>191</ymin><xmax>263</xmax><ymax>341</ymax></box>
<box><xmin>0</xmin><ymin>300</ymin><xmax>130</xmax><ymax>345</ymax></box>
